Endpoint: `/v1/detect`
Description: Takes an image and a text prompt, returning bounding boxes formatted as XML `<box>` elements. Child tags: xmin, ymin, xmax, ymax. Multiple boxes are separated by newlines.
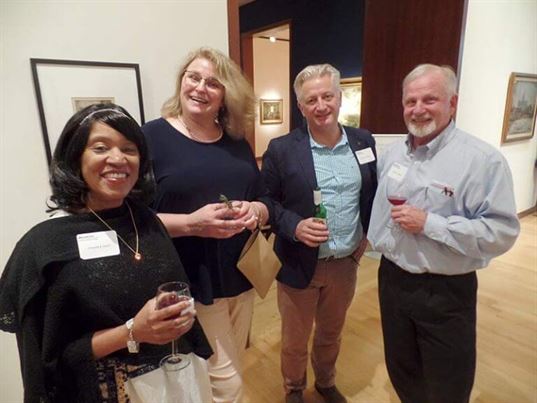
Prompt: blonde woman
<box><xmin>142</xmin><ymin>47</ymin><xmax>269</xmax><ymax>402</ymax></box>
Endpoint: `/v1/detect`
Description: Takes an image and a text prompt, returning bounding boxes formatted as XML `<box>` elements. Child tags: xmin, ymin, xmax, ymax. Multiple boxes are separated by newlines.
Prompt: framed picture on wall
<box><xmin>30</xmin><ymin>58</ymin><xmax>145</xmax><ymax>164</ymax></box>
<box><xmin>501</xmin><ymin>72</ymin><xmax>537</xmax><ymax>144</ymax></box>
<box><xmin>72</xmin><ymin>96</ymin><xmax>116</xmax><ymax>113</ymax></box>
<box><xmin>339</xmin><ymin>77</ymin><xmax>362</xmax><ymax>128</ymax></box>
<box><xmin>260</xmin><ymin>99</ymin><xmax>283</xmax><ymax>124</ymax></box>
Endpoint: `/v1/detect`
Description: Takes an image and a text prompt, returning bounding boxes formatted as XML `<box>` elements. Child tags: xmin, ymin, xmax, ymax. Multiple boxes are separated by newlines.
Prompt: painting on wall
<box><xmin>30</xmin><ymin>58</ymin><xmax>145</xmax><ymax>164</ymax></box>
<box><xmin>260</xmin><ymin>99</ymin><xmax>283</xmax><ymax>124</ymax></box>
<box><xmin>72</xmin><ymin>97</ymin><xmax>116</xmax><ymax>112</ymax></box>
<box><xmin>501</xmin><ymin>72</ymin><xmax>537</xmax><ymax>144</ymax></box>
<box><xmin>339</xmin><ymin>77</ymin><xmax>362</xmax><ymax>128</ymax></box>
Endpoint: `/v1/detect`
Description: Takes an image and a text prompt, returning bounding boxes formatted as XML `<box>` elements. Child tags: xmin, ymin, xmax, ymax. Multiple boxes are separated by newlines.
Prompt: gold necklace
<box><xmin>88</xmin><ymin>201</ymin><xmax>142</xmax><ymax>261</ymax></box>
<box><xmin>178</xmin><ymin>115</ymin><xmax>223</xmax><ymax>143</ymax></box>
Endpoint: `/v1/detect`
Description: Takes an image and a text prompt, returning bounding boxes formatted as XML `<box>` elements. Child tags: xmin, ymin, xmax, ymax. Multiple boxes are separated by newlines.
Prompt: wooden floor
<box><xmin>242</xmin><ymin>215</ymin><xmax>537</xmax><ymax>403</ymax></box>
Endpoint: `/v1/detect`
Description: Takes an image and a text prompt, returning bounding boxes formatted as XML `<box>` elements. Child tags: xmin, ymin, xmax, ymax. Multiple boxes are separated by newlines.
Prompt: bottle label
<box><xmin>313</xmin><ymin>189</ymin><xmax>322</xmax><ymax>205</ymax></box>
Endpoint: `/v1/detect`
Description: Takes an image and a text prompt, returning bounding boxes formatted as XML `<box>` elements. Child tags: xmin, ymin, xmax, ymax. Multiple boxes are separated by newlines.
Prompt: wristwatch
<box><xmin>125</xmin><ymin>318</ymin><xmax>139</xmax><ymax>353</ymax></box>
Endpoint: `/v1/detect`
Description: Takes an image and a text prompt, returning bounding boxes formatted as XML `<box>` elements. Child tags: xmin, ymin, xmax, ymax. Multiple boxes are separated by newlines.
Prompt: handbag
<box><xmin>237</xmin><ymin>227</ymin><xmax>281</xmax><ymax>298</ymax></box>
<box><xmin>125</xmin><ymin>353</ymin><xmax>212</xmax><ymax>403</ymax></box>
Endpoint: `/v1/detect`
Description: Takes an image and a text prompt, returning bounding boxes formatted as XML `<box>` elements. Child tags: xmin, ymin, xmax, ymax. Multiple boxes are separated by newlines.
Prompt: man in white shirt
<box><xmin>368</xmin><ymin>64</ymin><xmax>520</xmax><ymax>403</ymax></box>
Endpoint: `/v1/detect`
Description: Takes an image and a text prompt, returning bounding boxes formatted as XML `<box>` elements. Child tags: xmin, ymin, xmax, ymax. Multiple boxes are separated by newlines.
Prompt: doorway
<box><xmin>241</xmin><ymin>23</ymin><xmax>290</xmax><ymax>161</ymax></box>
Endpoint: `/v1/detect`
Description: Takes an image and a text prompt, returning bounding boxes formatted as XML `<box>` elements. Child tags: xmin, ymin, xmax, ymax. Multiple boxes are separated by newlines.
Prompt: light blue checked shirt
<box><xmin>309</xmin><ymin>127</ymin><xmax>363</xmax><ymax>259</ymax></box>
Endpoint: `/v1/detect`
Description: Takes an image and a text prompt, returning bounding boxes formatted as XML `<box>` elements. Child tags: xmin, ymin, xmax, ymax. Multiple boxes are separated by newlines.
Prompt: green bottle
<box><xmin>313</xmin><ymin>187</ymin><xmax>327</xmax><ymax>223</ymax></box>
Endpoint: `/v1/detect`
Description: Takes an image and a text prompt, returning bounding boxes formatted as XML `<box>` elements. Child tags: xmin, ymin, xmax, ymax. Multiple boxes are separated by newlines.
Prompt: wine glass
<box><xmin>385</xmin><ymin>176</ymin><xmax>408</xmax><ymax>228</ymax></box>
<box><xmin>156</xmin><ymin>281</ymin><xmax>193</xmax><ymax>371</ymax></box>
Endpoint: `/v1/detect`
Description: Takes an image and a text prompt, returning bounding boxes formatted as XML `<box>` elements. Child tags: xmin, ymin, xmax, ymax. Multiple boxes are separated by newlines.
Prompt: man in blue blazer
<box><xmin>261</xmin><ymin>64</ymin><xmax>377</xmax><ymax>403</ymax></box>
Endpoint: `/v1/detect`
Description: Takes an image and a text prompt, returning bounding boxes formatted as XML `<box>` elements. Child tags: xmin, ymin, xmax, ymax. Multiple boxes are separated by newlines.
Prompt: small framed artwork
<box><xmin>30</xmin><ymin>58</ymin><xmax>145</xmax><ymax>164</ymax></box>
<box><xmin>339</xmin><ymin>77</ymin><xmax>362</xmax><ymax>128</ymax></box>
<box><xmin>501</xmin><ymin>72</ymin><xmax>537</xmax><ymax>144</ymax></box>
<box><xmin>260</xmin><ymin>99</ymin><xmax>283</xmax><ymax>124</ymax></box>
<box><xmin>72</xmin><ymin>96</ymin><xmax>116</xmax><ymax>112</ymax></box>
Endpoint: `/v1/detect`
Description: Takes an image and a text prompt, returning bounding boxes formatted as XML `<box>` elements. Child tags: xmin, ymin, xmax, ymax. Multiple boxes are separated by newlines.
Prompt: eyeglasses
<box><xmin>184</xmin><ymin>71</ymin><xmax>224</xmax><ymax>91</ymax></box>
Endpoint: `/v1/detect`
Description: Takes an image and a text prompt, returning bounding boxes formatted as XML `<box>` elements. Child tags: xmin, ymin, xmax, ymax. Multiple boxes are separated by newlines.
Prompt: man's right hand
<box><xmin>295</xmin><ymin>217</ymin><xmax>329</xmax><ymax>247</ymax></box>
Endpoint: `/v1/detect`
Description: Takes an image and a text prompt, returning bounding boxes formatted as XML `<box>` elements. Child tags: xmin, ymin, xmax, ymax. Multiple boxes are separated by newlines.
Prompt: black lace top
<box><xmin>0</xmin><ymin>200</ymin><xmax>211</xmax><ymax>402</ymax></box>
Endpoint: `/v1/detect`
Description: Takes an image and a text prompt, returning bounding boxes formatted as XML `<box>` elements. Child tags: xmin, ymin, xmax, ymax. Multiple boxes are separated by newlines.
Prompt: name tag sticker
<box><xmin>355</xmin><ymin>147</ymin><xmax>376</xmax><ymax>164</ymax></box>
<box><xmin>77</xmin><ymin>230</ymin><xmax>120</xmax><ymax>260</ymax></box>
<box><xmin>387</xmin><ymin>163</ymin><xmax>408</xmax><ymax>182</ymax></box>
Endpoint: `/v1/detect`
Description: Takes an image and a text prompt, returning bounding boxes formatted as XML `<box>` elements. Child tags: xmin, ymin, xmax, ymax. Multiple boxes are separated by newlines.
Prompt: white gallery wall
<box><xmin>457</xmin><ymin>0</ymin><xmax>537</xmax><ymax>212</ymax></box>
<box><xmin>253</xmin><ymin>37</ymin><xmax>290</xmax><ymax>158</ymax></box>
<box><xmin>0</xmin><ymin>1</ymin><xmax>228</xmax><ymax>400</ymax></box>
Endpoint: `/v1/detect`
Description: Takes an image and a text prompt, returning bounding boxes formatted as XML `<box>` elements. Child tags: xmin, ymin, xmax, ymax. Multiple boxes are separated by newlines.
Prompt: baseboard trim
<box><xmin>518</xmin><ymin>205</ymin><xmax>537</xmax><ymax>218</ymax></box>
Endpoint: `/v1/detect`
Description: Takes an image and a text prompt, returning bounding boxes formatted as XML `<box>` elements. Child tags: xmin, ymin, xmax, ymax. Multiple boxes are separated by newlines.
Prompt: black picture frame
<box><xmin>30</xmin><ymin>58</ymin><xmax>145</xmax><ymax>164</ymax></box>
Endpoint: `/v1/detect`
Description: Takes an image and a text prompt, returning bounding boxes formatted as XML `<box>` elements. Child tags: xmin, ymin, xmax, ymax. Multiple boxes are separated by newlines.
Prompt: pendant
<box><xmin>134</xmin><ymin>252</ymin><xmax>142</xmax><ymax>261</ymax></box>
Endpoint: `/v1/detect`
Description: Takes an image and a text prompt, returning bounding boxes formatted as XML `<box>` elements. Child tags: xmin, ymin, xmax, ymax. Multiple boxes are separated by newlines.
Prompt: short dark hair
<box><xmin>49</xmin><ymin>103</ymin><xmax>155</xmax><ymax>212</ymax></box>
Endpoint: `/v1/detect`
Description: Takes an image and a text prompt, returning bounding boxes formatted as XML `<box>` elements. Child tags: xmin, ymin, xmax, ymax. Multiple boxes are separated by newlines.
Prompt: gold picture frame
<box><xmin>501</xmin><ymin>72</ymin><xmax>537</xmax><ymax>144</ymax></box>
<box><xmin>339</xmin><ymin>77</ymin><xmax>362</xmax><ymax>128</ymax></box>
<box><xmin>260</xmin><ymin>99</ymin><xmax>283</xmax><ymax>124</ymax></box>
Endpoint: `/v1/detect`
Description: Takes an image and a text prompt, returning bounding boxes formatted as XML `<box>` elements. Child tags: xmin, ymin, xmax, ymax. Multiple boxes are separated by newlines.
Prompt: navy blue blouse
<box><xmin>143</xmin><ymin>118</ymin><xmax>260</xmax><ymax>304</ymax></box>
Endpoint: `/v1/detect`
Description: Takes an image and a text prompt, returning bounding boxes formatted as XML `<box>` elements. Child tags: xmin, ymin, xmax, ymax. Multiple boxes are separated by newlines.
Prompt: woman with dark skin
<box><xmin>0</xmin><ymin>104</ymin><xmax>211</xmax><ymax>402</ymax></box>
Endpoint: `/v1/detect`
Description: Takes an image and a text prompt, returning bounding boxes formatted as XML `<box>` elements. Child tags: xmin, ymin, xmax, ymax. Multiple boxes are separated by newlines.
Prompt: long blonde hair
<box><xmin>161</xmin><ymin>47</ymin><xmax>256</xmax><ymax>139</ymax></box>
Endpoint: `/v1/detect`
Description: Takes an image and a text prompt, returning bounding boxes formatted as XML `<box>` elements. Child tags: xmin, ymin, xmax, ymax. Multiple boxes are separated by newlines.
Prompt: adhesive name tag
<box><xmin>387</xmin><ymin>162</ymin><xmax>408</xmax><ymax>182</ymax></box>
<box><xmin>355</xmin><ymin>147</ymin><xmax>376</xmax><ymax>164</ymax></box>
<box><xmin>77</xmin><ymin>230</ymin><xmax>120</xmax><ymax>260</ymax></box>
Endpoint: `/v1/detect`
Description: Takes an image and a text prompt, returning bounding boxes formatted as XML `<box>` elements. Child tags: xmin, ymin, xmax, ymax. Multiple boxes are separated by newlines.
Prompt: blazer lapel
<box><xmin>347</xmin><ymin>130</ymin><xmax>366</xmax><ymax>153</ymax></box>
<box><xmin>294</xmin><ymin>127</ymin><xmax>317</xmax><ymax>190</ymax></box>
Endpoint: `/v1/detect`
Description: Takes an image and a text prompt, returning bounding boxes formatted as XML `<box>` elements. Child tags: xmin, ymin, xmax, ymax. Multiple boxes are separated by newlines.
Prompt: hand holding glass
<box><xmin>386</xmin><ymin>177</ymin><xmax>408</xmax><ymax>228</ymax></box>
<box><xmin>156</xmin><ymin>281</ymin><xmax>194</xmax><ymax>371</ymax></box>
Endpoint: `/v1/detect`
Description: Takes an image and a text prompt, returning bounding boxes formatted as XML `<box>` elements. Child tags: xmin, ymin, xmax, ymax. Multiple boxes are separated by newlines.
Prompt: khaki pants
<box><xmin>195</xmin><ymin>289</ymin><xmax>255</xmax><ymax>403</ymax></box>
<box><xmin>277</xmin><ymin>257</ymin><xmax>358</xmax><ymax>392</ymax></box>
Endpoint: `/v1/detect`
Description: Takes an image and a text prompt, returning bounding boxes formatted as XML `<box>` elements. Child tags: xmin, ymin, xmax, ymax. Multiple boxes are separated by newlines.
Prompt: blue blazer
<box><xmin>260</xmin><ymin>125</ymin><xmax>378</xmax><ymax>289</ymax></box>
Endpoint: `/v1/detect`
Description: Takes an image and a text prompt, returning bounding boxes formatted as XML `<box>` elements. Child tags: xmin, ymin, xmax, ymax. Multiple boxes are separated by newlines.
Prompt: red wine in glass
<box><xmin>156</xmin><ymin>281</ymin><xmax>192</xmax><ymax>371</ymax></box>
<box><xmin>387</xmin><ymin>195</ymin><xmax>407</xmax><ymax>206</ymax></box>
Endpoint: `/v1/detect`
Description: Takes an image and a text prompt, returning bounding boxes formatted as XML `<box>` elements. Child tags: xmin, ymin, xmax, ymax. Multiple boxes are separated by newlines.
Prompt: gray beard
<box><xmin>407</xmin><ymin>120</ymin><xmax>437</xmax><ymax>138</ymax></box>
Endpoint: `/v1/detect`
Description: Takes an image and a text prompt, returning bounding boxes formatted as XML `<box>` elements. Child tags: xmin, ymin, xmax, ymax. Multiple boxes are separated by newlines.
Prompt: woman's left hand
<box><xmin>229</xmin><ymin>201</ymin><xmax>259</xmax><ymax>231</ymax></box>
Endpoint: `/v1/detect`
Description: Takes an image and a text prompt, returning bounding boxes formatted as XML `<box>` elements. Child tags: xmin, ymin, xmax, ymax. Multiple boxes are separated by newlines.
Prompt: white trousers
<box><xmin>195</xmin><ymin>289</ymin><xmax>255</xmax><ymax>403</ymax></box>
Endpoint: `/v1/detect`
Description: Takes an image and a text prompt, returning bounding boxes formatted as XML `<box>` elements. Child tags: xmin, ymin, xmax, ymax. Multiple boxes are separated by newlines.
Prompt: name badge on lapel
<box><xmin>355</xmin><ymin>147</ymin><xmax>376</xmax><ymax>164</ymax></box>
<box><xmin>77</xmin><ymin>230</ymin><xmax>120</xmax><ymax>260</ymax></box>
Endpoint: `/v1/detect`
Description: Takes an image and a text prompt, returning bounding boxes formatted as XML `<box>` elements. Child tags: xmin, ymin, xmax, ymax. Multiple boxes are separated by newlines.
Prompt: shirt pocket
<box><xmin>424</xmin><ymin>181</ymin><xmax>455</xmax><ymax>213</ymax></box>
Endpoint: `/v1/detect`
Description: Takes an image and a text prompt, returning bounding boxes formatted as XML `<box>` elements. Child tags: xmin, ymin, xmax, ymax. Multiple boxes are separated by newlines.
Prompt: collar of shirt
<box><xmin>405</xmin><ymin>120</ymin><xmax>456</xmax><ymax>158</ymax></box>
<box><xmin>308</xmin><ymin>125</ymin><xmax>348</xmax><ymax>150</ymax></box>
